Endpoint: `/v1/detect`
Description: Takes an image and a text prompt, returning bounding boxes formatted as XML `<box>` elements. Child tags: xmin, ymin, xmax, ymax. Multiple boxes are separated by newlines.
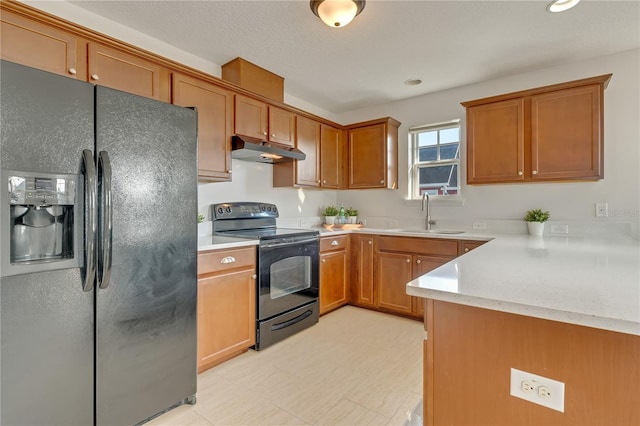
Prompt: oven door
<box><xmin>257</xmin><ymin>235</ymin><xmax>319</xmax><ymax>321</ymax></box>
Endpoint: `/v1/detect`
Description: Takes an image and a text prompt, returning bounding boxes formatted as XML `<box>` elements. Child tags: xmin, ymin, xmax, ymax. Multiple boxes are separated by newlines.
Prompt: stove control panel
<box><xmin>212</xmin><ymin>202</ymin><xmax>278</xmax><ymax>220</ymax></box>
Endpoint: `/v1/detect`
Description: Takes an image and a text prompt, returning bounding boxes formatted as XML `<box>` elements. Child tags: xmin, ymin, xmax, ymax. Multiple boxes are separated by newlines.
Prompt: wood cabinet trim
<box><xmin>461</xmin><ymin>74</ymin><xmax>612</xmax><ymax>108</ymax></box>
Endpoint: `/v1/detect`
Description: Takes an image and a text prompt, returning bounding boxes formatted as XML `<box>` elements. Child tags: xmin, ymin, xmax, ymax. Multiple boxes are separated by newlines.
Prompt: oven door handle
<box><xmin>260</xmin><ymin>237</ymin><xmax>319</xmax><ymax>249</ymax></box>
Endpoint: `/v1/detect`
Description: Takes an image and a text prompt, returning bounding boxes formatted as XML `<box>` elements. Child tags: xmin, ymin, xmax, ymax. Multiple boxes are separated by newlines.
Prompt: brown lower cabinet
<box><xmin>423</xmin><ymin>299</ymin><xmax>640</xmax><ymax>425</ymax></box>
<box><xmin>376</xmin><ymin>236</ymin><xmax>458</xmax><ymax>319</ymax></box>
<box><xmin>319</xmin><ymin>235</ymin><xmax>349</xmax><ymax>315</ymax></box>
<box><xmin>350</xmin><ymin>234</ymin><xmax>376</xmax><ymax>308</ymax></box>
<box><xmin>197</xmin><ymin>246</ymin><xmax>256</xmax><ymax>373</ymax></box>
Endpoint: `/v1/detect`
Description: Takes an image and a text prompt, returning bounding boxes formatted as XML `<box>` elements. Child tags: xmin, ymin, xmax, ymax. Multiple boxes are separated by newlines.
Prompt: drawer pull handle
<box><xmin>331</xmin><ymin>240</ymin><xmax>339</xmax><ymax>246</ymax></box>
<box><xmin>220</xmin><ymin>256</ymin><xmax>236</xmax><ymax>264</ymax></box>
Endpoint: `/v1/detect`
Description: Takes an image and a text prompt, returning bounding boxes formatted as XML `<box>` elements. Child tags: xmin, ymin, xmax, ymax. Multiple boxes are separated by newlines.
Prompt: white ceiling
<box><xmin>68</xmin><ymin>0</ymin><xmax>640</xmax><ymax>114</ymax></box>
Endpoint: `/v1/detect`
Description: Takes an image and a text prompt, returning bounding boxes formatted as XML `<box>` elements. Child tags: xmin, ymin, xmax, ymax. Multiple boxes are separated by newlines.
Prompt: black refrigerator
<box><xmin>0</xmin><ymin>60</ymin><xmax>198</xmax><ymax>425</ymax></box>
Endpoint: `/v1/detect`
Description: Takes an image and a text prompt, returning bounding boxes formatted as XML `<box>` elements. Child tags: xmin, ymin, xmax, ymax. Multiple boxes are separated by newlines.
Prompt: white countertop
<box><xmin>406</xmin><ymin>234</ymin><xmax>640</xmax><ymax>336</ymax></box>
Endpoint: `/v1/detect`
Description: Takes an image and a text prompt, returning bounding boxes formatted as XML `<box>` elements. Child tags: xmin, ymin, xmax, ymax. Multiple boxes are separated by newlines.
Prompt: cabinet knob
<box><xmin>262</xmin><ymin>131</ymin><xmax>267</xmax><ymax>136</ymax></box>
<box><xmin>323</xmin><ymin>180</ymin><xmax>327</xmax><ymax>184</ymax></box>
<box><xmin>518</xmin><ymin>171</ymin><xmax>523</xmax><ymax>176</ymax></box>
<box><xmin>464</xmin><ymin>247</ymin><xmax>470</xmax><ymax>252</ymax></box>
<box><xmin>532</xmin><ymin>170</ymin><xmax>538</xmax><ymax>175</ymax></box>
<box><xmin>271</xmin><ymin>133</ymin><xmax>276</xmax><ymax>138</ymax></box>
<box><xmin>220</xmin><ymin>256</ymin><xmax>235</xmax><ymax>264</ymax></box>
<box><xmin>322</xmin><ymin>259</ymin><xmax>326</xmax><ymax>263</ymax></box>
<box><xmin>68</xmin><ymin>68</ymin><xmax>77</xmax><ymax>75</ymax></box>
<box><xmin>416</xmin><ymin>259</ymin><xmax>421</xmax><ymax>264</ymax></box>
<box><xmin>251</xmin><ymin>274</ymin><xmax>257</xmax><ymax>279</ymax></box>
<box><xmin>331</xmin><ymin>240</ymin><xmax>339</xmax><ymax>246</ymax></box>
<box><xmin>380</xmin><ymin>180</ymin><xmax>384</xmax><ymax>184</ymax></box>
<box><xmin>318</xmin><ymin>180</ymin><xmax>321</xmax><ymax>184</ymax></box>
<box><xmin>368</xmin><ymin>240</ymin><xmax>372</xmax><ymax>245</ymax></box>
<box><xmin>406</xmin><ymin>258</ymin><xmax>411</xmax><ymax>263</ymax></box>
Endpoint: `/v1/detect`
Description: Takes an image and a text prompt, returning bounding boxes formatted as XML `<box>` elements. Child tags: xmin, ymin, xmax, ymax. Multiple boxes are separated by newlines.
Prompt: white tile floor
<box><xmin>148</xmin><ymin>306</ymin><xmax>424</xmax><ymax>426</ymax></box>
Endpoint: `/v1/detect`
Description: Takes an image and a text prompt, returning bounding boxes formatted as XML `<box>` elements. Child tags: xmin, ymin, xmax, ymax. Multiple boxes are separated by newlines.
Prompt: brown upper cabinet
<box><xmin>463</xmin><ymin>74</ymin><xmax>611</xmax><ymax>184</ymax></box>
<box><xmin>0</xmin><ymin>8</ymin><xmax>87</xmax><ymax>80</ymax></box>
<box><xmin>172</xmin><ymin>72</ymin><xmax>233</xmax><ymax>182</ymax></box>
<box><xmin>320</xmin><ymin>124</ymin><xmax>344</xmax><ymax>189</ymax></box>
<box><xmin>273</xmin><ymin>120</ymin><xmax>345</xmax><ymax>189</ymax></box>
<box><xmin>1</xmin><ymin>6</ymin><xmax>169</xmax><ymax>102</ymax></box>
<box><xmin>234</xmin><ymin>94</ymin><xmax>295</xmax><ymax>146</ymax></box>
<box><xmin>88</xmin><ymin>42</ymin><xmax>169</xmax><ymax>102</ymax></box>
<box><xmin>347</xmin><ymin>117</ymin><xmax>400</xmax><ymax>189</ymax></box>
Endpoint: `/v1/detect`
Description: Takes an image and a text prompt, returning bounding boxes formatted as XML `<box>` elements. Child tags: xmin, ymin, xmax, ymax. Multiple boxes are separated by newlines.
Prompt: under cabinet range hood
<box><xmin>231</xmin><ymin>135</ymin><xmax>306</xmax><ymax>164</ymax></box>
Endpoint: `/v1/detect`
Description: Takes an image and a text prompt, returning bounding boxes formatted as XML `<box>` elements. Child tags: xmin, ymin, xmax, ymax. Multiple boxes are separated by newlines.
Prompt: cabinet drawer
<box><xmin>377</xmin><ymin>236</ymin><xmax>458</xmax><ymax>257</ymax></box>
<box><xmin>320</xmin><ymin>235</ymin><xmax>348</xmax><ymax>252</ymax></box>
<box><xmin>198</xmin><ymin>246</ymin><xmax>256</xmax><ymax>276</ymax></box>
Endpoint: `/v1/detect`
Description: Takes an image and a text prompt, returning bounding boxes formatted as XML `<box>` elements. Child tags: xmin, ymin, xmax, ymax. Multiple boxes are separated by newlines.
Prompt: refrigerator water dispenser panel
<box><xmin>1</xmin><ymin>170</ymin><xmax>83</xmax><ymax>277</ymax></box>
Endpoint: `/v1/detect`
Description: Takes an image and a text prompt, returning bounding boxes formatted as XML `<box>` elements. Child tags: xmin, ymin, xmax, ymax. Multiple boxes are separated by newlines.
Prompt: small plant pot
<box><xmin>347</xmin><ymin>216</ymin><xmax>357</xmax><ymax>224</ymax></box>
<box><xmin>527</xmin><ymin>222</ymin><xmax>545</xmax><ymax>236</ymax></box>
<box><xmin>325</xmin><ymin>215</ymin><xmax>337</xmax><ymax>225</ymax></box>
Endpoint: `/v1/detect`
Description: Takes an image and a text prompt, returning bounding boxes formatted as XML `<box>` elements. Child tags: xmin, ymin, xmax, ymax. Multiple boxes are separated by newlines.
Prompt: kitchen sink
<box><xmin>392</xmin><ymin>229</ymin><xmax>466</xmax><ymax>235</ymax></box>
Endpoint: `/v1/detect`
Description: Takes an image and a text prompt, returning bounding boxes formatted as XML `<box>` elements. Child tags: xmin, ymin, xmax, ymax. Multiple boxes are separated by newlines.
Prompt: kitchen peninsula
<box><xmin>406</xmin><ymin>234</ymin><xmax>640</xmax><ymax>425</ymax></box>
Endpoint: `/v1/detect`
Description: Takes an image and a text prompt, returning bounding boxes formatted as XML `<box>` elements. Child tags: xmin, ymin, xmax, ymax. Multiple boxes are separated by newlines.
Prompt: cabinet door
<box><xmin>319</xmin><ymin>250</ymin><xmax>348</xmax><ymax>315</ymax></box>
<box><xmin>0</xmin><ymin>9</ymin><xmax>86</xmax><ymax>80</ymax></box>
<box><xmin>295</xmin><ymin>116</ymin><xmax>321</xmax><ymax>187</ymax></box>
<box><xmin>411</xmin><ymin>255</ymin><xmax>452</xmax><ymax>318</ymax></box>
<box><xmin>320</xmin><ymin>124</ymin><xmax>343</xmax><ymax>189</ymax></box>
<box><xmin>377</xmin><ymin>252</ymin><xmax>413</xmax><ymax>315</ymax></box>
<box><xmin>197</xmin><ymin>269</ymin><xmax>256</xmax><ymax>373</ymax></box>
<box><xmin>348</xmin><ymin>123</ymin><xmax>387</xmax><ymax>188</ymax></box>
<box><xmin>269</xmin><ymin>106</ymin><xmax>296</xmax><ymax>146</ymax></box>
<box><xmin>234</xmin><ymin>94</ymin><xmax>268</xmax><ymax>138</ymax></box>
<box><xmin>531</xmin><ymin>84</ymin><xmax>603</xmax><ymax>181</ymax></box>
<box><xmin>172</xmin><ymin>72</ymin><xmax>232</xmax><ymax>182</ymax></box>
<box><xmin>466</xmin><ymin>98</ymin><xmax>525</xmax><ymax>184</ymax></box>
<box><xmin>350</xmin><ymin>235</ymin><xmax>375</xmax><ymax>307</ymax></box>
<box><xmin>88</xmin><ymin>42</ymin><xmax>167</xmax><ymax>101</ymax></box>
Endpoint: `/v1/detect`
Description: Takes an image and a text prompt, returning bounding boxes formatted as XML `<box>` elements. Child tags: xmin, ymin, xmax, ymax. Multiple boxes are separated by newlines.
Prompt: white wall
<box><xmin>336</xmin><ymin>49</ymin><xmax>640</xmax><ymax>238</ymax></box>
<box><xmin>198</xmin><ymin>161</ymin><xmax>337</xmax><ymax>228</ymax></box>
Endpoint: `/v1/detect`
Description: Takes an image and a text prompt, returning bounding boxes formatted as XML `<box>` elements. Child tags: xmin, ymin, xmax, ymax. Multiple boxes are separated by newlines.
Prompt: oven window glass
<box><xmin>270</xmin><ymin>256</ymin><xmax>311</xmax><ymax>299</ymax></box>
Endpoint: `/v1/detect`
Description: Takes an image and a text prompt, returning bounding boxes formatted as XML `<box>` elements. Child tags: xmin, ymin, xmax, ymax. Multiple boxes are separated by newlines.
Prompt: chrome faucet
<box><xmin>422</xmin><ymin>193</ymin><xmax>435</xmax><ymax>230</ymax></box>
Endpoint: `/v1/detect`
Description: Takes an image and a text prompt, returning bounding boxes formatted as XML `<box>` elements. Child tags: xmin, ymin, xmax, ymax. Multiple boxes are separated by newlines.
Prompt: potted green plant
<box><xmin>323</xmin><ymin>205</ymin><xmax>339</xmax><ymax>225</ymax></box>
<box><xmin>524</xmin><ymin>209</ymin><xmax>550</xmax><ymax>236</ymax></box>
<box><xmin>345</xmin><ymin>207</ymin><xmax>358</xmax><ymax>224</ymax></box>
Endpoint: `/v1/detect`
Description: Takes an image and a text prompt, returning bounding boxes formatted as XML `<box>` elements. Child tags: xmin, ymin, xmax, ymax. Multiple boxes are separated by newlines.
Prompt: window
<box><xmin>409</xmin><ymin>120</ymin><xmax>461</xmax><ymax>199</ymax></box>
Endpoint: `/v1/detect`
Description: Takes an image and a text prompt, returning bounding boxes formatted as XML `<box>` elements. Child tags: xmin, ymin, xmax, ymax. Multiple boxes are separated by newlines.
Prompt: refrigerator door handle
<box><xmin>98</xmin><ymin>151</ymin><xmax>113</xmax><ymax>290</ymax></box>
<box><xmin>82</xmin><ymin>149</ymin><xmax>97</xmax><ymax>292</ymax></box>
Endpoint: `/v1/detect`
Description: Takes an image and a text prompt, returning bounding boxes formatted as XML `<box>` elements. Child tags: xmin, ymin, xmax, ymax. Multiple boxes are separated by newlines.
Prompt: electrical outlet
<box><xmin>472</xmin><ymin>221</ymin><xmax>487</xmax><ymax>230</ymax></box>
<box><xmin>510</xmin><ymin>368</ymin><xmax>565</xmax><ymax>412</ymax></box>
<box><xmin>596</xmin><ymin>202</ymin><xmax>609</xmax><ymax>217</ymax></box>
<box><xmin>550</xmin><ymin>224</ymin><xmax>569</xmax><ymax>235</ymax></box>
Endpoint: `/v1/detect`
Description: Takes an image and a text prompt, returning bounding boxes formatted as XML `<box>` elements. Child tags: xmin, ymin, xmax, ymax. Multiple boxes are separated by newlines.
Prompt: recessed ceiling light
<box><xmin>404</xmin><ymin>79</ymin><xmax>422</xmax><ymax>86</ymax></box>
<box><xmin>547</xmin><ymin>0</ymin><xmax>580</xmax><ymax>13</ymax></box>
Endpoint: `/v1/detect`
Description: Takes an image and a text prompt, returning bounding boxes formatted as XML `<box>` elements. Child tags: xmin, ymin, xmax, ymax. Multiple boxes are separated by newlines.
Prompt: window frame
<box><xmin>408</xmin><ymin>119</ymin><xmax>461</xmax><ymax>200</ymax></box>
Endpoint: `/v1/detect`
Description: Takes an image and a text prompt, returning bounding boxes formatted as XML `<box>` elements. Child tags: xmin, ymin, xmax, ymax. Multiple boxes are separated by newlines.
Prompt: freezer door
<box><xmin>95</xmin><ymin>86</ymin><xmax>198</xmax><ymax>426</ymax></box>
<box><xmin>0</xmin><ymin>60</ymin><xmax>95</xmax><ymax>425</ymax></box>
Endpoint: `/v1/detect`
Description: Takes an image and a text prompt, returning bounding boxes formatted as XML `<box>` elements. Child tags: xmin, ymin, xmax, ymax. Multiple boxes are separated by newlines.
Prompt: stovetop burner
<box><xmin>210</xmin><ymin>202</ymin><xmax>318</xmax><ymax>241</ymax></box>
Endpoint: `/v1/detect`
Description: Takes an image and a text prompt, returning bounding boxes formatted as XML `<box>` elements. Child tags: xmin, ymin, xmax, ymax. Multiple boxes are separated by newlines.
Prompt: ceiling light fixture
<box><xmin>310</xmin><ymin>0</ymin><xmax>366</xmax><ymax>28</ymax></box>
<box><xmin>546</xmin><ymin>0</ymin><xmax>580</xmax><ymax>13</ymax></box>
